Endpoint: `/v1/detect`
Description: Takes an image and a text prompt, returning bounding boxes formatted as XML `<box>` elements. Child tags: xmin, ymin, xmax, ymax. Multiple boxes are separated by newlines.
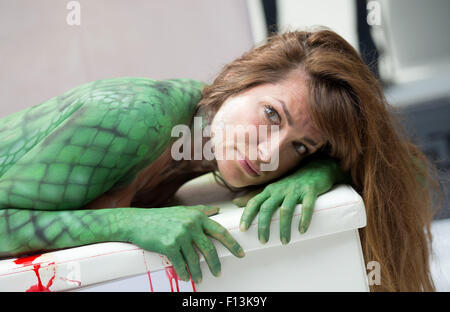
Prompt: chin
<box><xmin>224</xmin><ymin>178</ymin><xmax>249</xmax><ymax>188</ymax></box>
<box><xmin>216</xmin><ymin>159</ymin><xmax>253</xmax><ymax>188</ymax></box>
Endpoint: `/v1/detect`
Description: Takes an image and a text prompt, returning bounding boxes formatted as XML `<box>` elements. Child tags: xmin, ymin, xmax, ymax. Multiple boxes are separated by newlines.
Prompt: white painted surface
<box><xmin>430</xmin><ymin>218</ymin><xmax>450</xmax><ymax>292</ymax></box>
<box><xmin>0</xmin><ymin>174</ymin><xmax>368</xmax><ymax>292</ymax></box>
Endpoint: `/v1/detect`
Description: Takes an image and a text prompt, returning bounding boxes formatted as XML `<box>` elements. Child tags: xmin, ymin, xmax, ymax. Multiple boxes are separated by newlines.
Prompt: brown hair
<box><xmin>197</xmin><ymin>27</ymin><xmax>441</xmax><ymax>291</ymax></box>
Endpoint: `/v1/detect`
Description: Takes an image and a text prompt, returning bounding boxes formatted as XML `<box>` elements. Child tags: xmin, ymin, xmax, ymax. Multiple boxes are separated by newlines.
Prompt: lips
<box><xmin>237</xmin><ymin>150</ymin><xmax>261</xmax><ymax>177</ymax></box>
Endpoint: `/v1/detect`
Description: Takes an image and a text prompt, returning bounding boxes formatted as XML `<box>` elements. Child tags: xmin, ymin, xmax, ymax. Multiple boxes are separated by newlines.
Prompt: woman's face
<box><xmin>210</xmin><ymin>70</ymin><xmax>326</xmax><ymax>187</ymax></box>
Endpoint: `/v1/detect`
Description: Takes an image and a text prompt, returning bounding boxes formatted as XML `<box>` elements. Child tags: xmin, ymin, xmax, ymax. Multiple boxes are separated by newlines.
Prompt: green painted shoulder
<box><xmin>0</xmin><ymin>77</ymin><xmax>208</xmax><ymax>210</ymax></box>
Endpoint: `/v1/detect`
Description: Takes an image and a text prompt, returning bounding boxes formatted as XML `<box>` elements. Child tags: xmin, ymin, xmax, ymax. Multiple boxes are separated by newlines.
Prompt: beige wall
<box><xmin>276</xmin><ymin>0</ymin><xmax>358</xmax><ymax>51</ymax></box>
<box><xmin>0</xmin><ymin>0</ymin><xmax>254</xmax><ymax>117</ymax></box>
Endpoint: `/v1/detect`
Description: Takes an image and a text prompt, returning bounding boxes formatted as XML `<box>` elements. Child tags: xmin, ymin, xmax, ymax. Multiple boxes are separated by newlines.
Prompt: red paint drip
<box><xmin>142</xmin><ymin>250</ymin><xmax>154</xmax><ymax>292</ymax></box>
<box><xmin>163</xmin><ymin>266</ymin><xmax>197</xmax><ymax>292</ymax></box>
<box><xmin>13</xmin><ymin>254</ymin><xmax>41</xmax><ymax>266</ymax></box>
<box><xmin>59</xmin><ymin>277</ymin><xmax>81</xmax><ymax>287</ymax></box>
<box><xmin>147</xmin><ymin>271</ymin><xmax>154</xmax><ymax>292</ymax></box>
<box><xmin>26</xmin><ymin>263</ymin><xmax>56</xmax><ymax>292</ymax></box>
<box><xmin>165</xmin><ymin>266</ymin><xmax>180</xmax><ymax>292</ymax></box>
<box><xmin>14</xmin><ymin>254</ymin><xmax>55</xmax><ymax>292</ymax></box>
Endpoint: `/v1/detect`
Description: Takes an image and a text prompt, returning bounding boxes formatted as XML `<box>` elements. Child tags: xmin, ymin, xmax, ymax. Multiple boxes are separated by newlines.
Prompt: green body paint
<box><xmin>0</xmin><ymin>77</ymin><xmax>244</xmax><ymax>283</ymax></box>
<box><xmin>0</xmin><ymin>77</ymin><xmax>204</xmax><ymax>209</ymax></box>
<box><xmin>237</xmin><ymin>155</ymin><xmax>349</xmax><ymax>244</ymax></box>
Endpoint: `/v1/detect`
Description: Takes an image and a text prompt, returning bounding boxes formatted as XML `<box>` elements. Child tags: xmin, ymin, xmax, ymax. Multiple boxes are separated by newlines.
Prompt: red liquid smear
<box><xmin>190</xmin><ymin>275</ymin><xmax>197</xmax><ymax>292</ymax></box>
<box><xmin>165</xmin><ymin>266</ymin><xmax>180</xmax><ymax>292</ymax></box>
<box><xmin>14</xmin><ymin>254</ymin><xmax>56</xmax><ymax>292</ymax></box>
<box><xmin>142</xmin><ymin>251</ymin><xmax>154</xmax><ymax>292</ymax></box>
<box><xmin>147</xmin><ymin>271</ymin><xmax>154</xmax><ymax>292</ymax></box>
<box><xmin>164</xmin><ymin>266</ymin><xmax>197</xmax><ymax>292</ymax></box>
<box><xmin>59</xmin><ymin>277</ymin><xmax>81</xmax><ymax>287</ymax></box>
<box><xmin>25</xmin><ymin>263</ymin><xmax>56</xmax><ymax>292</ymax></box>
<box><xmin>13</xmin><ymin>254</ymin><xmax>41</xmax><ymax>266</ymax></box>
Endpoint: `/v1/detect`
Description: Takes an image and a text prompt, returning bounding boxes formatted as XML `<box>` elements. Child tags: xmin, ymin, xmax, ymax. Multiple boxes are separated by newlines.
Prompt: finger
<box><xmin>258</xmin><ymin>195</ymin><xmax>284</xmax><ymax>244</ymax></box>
<box><xmin>279</xmin><ymin>193</ymin><xmax>300</xmax><ymax>244</ymax></box>
<box><xmin>180</xmin><ymin>240</ymin><xmax>202</xmax><ymax>284</ymax></box>
<box><xmin>239</xmin><ymin>192</ymin><xmax>270</xmax><ymax>231</ymax></box>
<box><xmin>232</xmin><ymin>194</ymin><xmax>253</xmax><ymax>207</ymax></box>
<box><xmin>202</xmin><ymin>218</ymin><xmax>245</xmax><ymax>258</ymax></box>
<box><xmin>299</xmin><ymin>192</ymin><xmax>317</xmax><ymax>234</ymax></box>
<box><xmin>188</xmin><ymin>205</ymin><xmax>220</xmax><ymax>217</ymax></box>
<box><xmin>232</xmin><ymin>187</ymin><xmax>264</xmax><ymax>207</ymax></box>
<box><xmin>192</xmin><ymin>231</ymin><xmax>222</xmax><ymax>278</ymax></box>
<box><xmin>166</xmin><ymin>248</ymin><xmax>190</xmax><ymax>282</ymax></box>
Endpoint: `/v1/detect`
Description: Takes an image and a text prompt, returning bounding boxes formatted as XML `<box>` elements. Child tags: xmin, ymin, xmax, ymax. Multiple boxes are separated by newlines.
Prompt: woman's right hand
<box><xmin>123</xmin><ymin>205</ymin><xmax>245</xmax><ymax>284</ymax></box>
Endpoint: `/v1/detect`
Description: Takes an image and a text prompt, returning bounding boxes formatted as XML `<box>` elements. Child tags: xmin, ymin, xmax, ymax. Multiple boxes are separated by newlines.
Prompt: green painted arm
<box><xmin>0</xmin><ymin>77</ymin><xmax>245</xmax><ymax>283</ymax></box>
<box><xmin>236</xmin><ymin>155</ymin><xmax>350</xmax><ymax>244</ymax></box>
<box><xmin>0</xmin><ymin>77</ymin><xmax>205</xmax><ymax>210</ymax></box>
<box><xmin>0</xmin><ymin>205</ymin><xmax>244</xmax><ymax>283</ymax></box>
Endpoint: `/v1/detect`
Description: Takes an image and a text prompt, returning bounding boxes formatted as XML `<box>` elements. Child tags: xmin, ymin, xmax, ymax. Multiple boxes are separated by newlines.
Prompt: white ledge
<box><xmin>0</xmin><ymin>174</ymin><xmax>367</xmax><ymax>292</ymax></box>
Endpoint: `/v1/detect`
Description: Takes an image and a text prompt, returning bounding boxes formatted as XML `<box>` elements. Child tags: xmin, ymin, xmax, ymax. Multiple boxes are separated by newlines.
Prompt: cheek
<box><xmin>222</xmin><ymin>102</ymin><xmax>265</xmax><ymax>128</ymax></box>
<box><xmin>212</xmin><ymin>113</ymin><xmax>264</xmax><ymax>154</ymax></box>
<box><xmin>261</xmin><ymin>149</ymin><xmax>303</xmax><ymax>181</ymax></box>
<box><xmin>261</xmin><ymin>158</ymin><xmax>296</xmax><ymax>182</ymax></box>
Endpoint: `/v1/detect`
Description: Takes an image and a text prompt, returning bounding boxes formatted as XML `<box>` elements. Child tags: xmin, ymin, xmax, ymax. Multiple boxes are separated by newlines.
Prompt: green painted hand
<box><xmin>238</xmin><ymin>156</ymin><xmax>349</xmax><ymax>245</ymax></box>
<box><xmin>124</xmin><ymin>205</ymin><xmax>245</xmax><ymax>284</ymax></box>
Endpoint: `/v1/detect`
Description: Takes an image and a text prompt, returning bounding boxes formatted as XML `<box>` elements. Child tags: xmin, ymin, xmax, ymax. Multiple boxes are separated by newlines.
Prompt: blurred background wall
<box><xmin>0</xmin><ymin>0</ymin><xmax>254</xmax><ymax>117</ymax></box>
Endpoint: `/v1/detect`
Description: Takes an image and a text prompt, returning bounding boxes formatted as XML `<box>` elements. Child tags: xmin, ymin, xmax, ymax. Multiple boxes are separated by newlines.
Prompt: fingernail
<box><xmin>281</xmin><ymin>237</ymin><xmax>288</xmax><ymax>245</ymax></box>
<box><xmin>259</xmin><ymin>236</ymin><xmax>267</xmax><ymax>244</ymax></box>
<box><xmin>238</xmin><ymin>248</ymin><xmax>245</xmax><ymax>257</ymax></box>
<box><xmin>233</xmin><ymin>243</ymin><xmax>246</xmax><ymax>257</ymax></box>
<box><xmin>239</xmin><ymin>223</ymin><xmax>247</xmax><ymax>232</ymax></box>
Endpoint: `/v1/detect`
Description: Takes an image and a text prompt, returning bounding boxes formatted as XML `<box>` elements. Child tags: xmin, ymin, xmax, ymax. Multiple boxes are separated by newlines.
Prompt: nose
<box><xmin>258</xmin><ymin>141</ymin><xmax>273</xmax><ymax>163</ymax></box>
<box><xmin>257</xmin><ymin>126</ymin><xmax>281</xmax><ymax>164</ymax></box>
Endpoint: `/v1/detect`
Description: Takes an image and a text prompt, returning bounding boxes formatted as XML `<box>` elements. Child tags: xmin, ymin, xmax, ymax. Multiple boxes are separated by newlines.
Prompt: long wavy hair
<box><xmin>196</xmin><ymin>28</ymin><xmax>441</xmax><ymax>291</ymax></box>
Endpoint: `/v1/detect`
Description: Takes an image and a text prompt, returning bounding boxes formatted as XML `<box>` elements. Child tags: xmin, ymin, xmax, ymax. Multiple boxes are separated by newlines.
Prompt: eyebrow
<box><xmin>272</xmin><ymin>97</ymin><xmax>294</xmax><ymax>126</ymax></box>
<box><xmin>271</xmin><ymin>97</ymin><xmax>318</xmax><ymax>148</ymax></box>
<box><xmin>302</xmin><ymin>137</ymin><xmax>319</xmax><ymax>147</ymax></box>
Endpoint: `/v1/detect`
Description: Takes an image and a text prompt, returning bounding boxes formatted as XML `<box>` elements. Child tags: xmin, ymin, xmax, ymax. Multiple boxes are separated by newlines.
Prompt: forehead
<box><xmin>248</xmin><ymin>70</ymin><xmax>309</xmax><ymax>111</ymax></box>
<box><xmin>252</xmin><ymin>71</ymin><xmax>310</xmax><ymax>117</ymax></box>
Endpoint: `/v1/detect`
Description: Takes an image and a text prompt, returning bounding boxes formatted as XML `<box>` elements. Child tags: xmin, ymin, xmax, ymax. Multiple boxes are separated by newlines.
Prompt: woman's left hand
<box><xmin>237</xmin><ymin>156</ymin><xmax>348</xmax><ymax>245</ymax></box>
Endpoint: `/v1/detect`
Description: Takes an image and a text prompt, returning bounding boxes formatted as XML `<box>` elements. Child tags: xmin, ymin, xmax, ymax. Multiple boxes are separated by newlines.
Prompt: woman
<box><xmin>0</xmin><ymin>28</ymin><xmax>440</xmax><ymax>291</ymax></box>
<box><xmin>206</xmin><ymin>28</ymin><xmax>440</xmax><ymax>291</ymax></box>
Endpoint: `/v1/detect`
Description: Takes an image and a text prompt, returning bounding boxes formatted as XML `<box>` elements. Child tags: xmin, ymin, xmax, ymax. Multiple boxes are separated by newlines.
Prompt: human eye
<box><xmin>263</xmin><ymin>104</ymin><xmax>281</xmax><ymax>124</ymax></box>
<box><xmin>293</xmin><ymin>142</ymin><xmax>309</xmax><ymax>155</ymax></box>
